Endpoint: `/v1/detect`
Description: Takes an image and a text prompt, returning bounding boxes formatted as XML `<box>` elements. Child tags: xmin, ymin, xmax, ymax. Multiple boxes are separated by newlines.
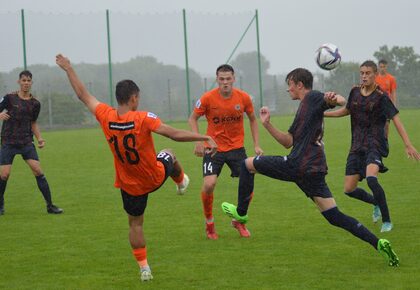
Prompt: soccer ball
<box><xmin>315</xmin><ymin>43</ymin><xmax>341</xmax><ymax>70</ymax></box>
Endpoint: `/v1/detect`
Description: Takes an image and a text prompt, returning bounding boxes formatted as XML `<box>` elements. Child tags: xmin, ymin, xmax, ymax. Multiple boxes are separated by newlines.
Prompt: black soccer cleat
<box><xmin>0</xmin><ymin>207</ymin><xmax>4</xmax><ymax>215</ymax></box>
<box><xmin>47</xmin><ymin>204</ymin><xmax>63</xmax><ymax>214</ymax></box>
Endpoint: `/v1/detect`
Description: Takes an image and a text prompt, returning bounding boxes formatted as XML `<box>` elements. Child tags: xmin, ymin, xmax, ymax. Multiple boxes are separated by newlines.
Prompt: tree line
<box><xmin>0</xmin><ymin>45</ymin><xmax>418</xmax><ymax>128</ymax></box>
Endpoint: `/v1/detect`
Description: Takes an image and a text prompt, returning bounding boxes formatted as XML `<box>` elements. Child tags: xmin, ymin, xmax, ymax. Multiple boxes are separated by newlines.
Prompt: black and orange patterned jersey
<box><xmin>287</xmin><ymin>90</ymin><xmax>332</xmax><ymax>176</ymax></box>
<box><xmin>346</xmin><ymin>86</ymin><xmax>399</xmax><ymax>157</ymax></box>
<box><xmin>0</xmin><ymin>93</ymin><xmax>40</xmax><ymax>145</ymax></box>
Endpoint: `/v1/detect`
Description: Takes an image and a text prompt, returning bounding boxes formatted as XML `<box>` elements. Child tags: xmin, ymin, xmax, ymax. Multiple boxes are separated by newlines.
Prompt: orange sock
<box><xmin>133</xmin><ymin>247</ymin><xmax>148</xmax><ymax>268</ymax></box>
<box><xmin>171</xmin><ymin>169</ymin><xmax>184</xmax><ymax>184</ymax></box>
<box><xmin>201</xmin><ymin>192</ymin><xmax>214</xmax><ymax>220</ymax></box>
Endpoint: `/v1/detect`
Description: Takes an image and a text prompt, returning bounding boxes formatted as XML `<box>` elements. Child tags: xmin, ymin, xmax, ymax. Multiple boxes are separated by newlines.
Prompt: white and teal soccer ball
<box><xmin>315</xmin><ymin>43</ymin><xmax>341</xmax><ymax>71</ymax></box>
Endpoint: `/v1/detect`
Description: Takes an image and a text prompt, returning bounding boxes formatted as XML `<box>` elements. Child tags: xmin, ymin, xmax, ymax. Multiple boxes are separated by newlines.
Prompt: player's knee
<box><xmin>32</xmin><ymin>168</ymin><xmax>43</xmax><ymax>176</ymax></box>
<box><xmin>244</xmin><ymin>157</ymin><xmax>256</xmax><ymax>173</ymax></box>
<box><xmin>203</xmin><ymin>182</ymin><xmax>216</xmax><ymax>193</ymax></box>
<box><xmin>0</xmin><ymin>173</ymin><xmax>10</xmax><ymax>181</ymax></box>
<box><xmin>344</xmin><ymin>183</ymin><xmax>356</xmax><ymax>193</ymax></box>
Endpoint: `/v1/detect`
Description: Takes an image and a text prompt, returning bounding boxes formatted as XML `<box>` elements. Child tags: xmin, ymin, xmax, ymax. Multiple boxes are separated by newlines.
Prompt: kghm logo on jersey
<box><xmin>234</xmin><ymin>104</ymin><xmax>240</xmax><ymax>110</ymax></box>
<box><xmin>212</xmin><ymin>115</ymin><xmax>241</xmax><ymax>125</ymax></box>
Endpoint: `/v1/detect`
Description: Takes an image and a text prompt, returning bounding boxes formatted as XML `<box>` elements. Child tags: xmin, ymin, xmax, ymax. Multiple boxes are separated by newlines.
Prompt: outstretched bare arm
<box><xmin>259</xmin><ymin>106</ymin><xmax>293</xmax><ymax>149</ymax></box>
<box><xmin>392</xmin><ymin>114</ymin><xmax>420</xmax><ymax>160</ymax></box>
<box><xmin>155</xmin><ymin>123</ymin><xmax>218</xmax><ymax>156</ymax></box>
<box><xmin>56</xmin><ymin>54</ymin><xmax>100</xmax><ymax>114</ymax></box>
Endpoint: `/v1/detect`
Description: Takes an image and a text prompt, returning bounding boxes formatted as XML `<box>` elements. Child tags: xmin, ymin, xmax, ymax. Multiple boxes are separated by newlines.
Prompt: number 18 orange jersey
<box><xmin>95</xmin><ymin>103</ymin><xmax>165</xmax><ymax>196</ymax></box>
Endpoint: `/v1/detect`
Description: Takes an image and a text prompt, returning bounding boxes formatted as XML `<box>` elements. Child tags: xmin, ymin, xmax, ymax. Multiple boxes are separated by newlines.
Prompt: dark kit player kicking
<box><xmin>222</xmin><ymin>68</ymin><xmax>399</xmax><ymax>266</ymax></box>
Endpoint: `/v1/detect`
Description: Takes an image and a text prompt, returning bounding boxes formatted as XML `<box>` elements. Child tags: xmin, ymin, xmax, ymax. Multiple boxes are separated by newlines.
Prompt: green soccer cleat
<box><xmin>377</xmin><ymin>239</ymin><xmax>399</xmax><ymax>267</ymax></box>
<box><xmin>372</xmin><ymin>205</ymin><xmax>381</xmax><ymax>223</ymax></box>
<box><xmin>221</xmin><ymin>202</ymin><xmax>249</xmax><ymax>224</ymax></box>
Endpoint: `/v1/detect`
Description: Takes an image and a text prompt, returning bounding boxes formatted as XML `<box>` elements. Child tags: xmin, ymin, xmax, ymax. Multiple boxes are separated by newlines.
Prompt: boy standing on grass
<box><xmin>188</xmin><ymin>64</ymin><xmax>263</xmax><ymax>239</ymax></box>
<box><xmin>56</xmin><ymin>54</ymin><xmax>217</xmax><ymax>282</ymax></box>
<box><xmin>222</xmin><ymin>68</ymin><xmax>400</xmax><ymax>267</ymax></box>
<box><xmin>0</xmin><ymin>70</ymin><xmax>63</xmax><ymax>215</ymax></box>
<box><xmin>325</xmin><ymin>60</ymin><xmax>419</xmax><ymax>232</ymax></box>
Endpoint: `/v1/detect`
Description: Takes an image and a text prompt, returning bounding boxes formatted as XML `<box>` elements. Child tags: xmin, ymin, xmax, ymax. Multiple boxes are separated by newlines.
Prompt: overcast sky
<box><xmin>1</xmin><ymin>0</ymin><xmax>419</xmax><ymax>75</ymax></box>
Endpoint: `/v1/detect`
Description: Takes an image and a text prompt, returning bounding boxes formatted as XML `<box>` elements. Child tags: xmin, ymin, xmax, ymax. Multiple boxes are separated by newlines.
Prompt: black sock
<box><xmin>367</xmin><ymin>176</ymin><xmax>390</xmax><ymax>222</ymax></box>
<box><xmin>0</xmin><ymin>178</ymin><xmax>7</xmax><ymax>208</ymax></box>
<box><xmin>322</xmin><ymin>206</ymin><xmax>379</xmax><ymax>249</ymax></box>
<box><xmin>345</xmin><ymin>187</ymin><xmax>377</xmax><ymax>205</ymax></box>
<box><xmin>35</xmin><ymin>175</ymin><xmax>53</xmax><ymax>206</ymax></box>
<box><xmin>237</xmin><ymin>160</ymin><xmax>254</xmax><ymax>216</ymax></box>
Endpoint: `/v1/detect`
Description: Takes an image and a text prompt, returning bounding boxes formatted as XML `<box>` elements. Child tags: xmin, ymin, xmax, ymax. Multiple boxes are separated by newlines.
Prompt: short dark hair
<box><xmin>360</xmin><ymin>60</ymin><xmax>377</xmax><ymax>72</ymax></box>
<box><xmin>115</xmin><ymin>80</ymin><xmax>140</xmax><ymax>105</ymax></box>
<box><xmin>19</xmin><ymin>70</ymin><xmax>32</xmax><ymax>79</ymax></box>
<box><xmin>285</xmin><ymin>68</ymin><xmax>313</xmax><ymax>89</ymax></box>
<box><xmin>216</xmin><ymin>64</ymin><xmax>234</xmax><ymax>75</ymax></box>
<box><xmin>378</xmin><ymin>59</ymin><xmax>388</xmax><ymax>65</ymax></box>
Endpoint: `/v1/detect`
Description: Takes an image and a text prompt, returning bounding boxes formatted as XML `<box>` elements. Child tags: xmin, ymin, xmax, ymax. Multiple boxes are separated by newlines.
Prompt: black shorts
<box><xmin>345</xmin><ymin>151</ymin><xmax>388</xmax><ymax>181</ymax></box>
<box><xmin>253</xmin><ymin>155</ymin><xmax>332</xmax><ymax>199</ymax></box>
<box><xmin>121</xmin><ymin>150</ymin><xmax>175</xmax><ymax>216</ymax></box>
<box><xmin>0</xmin><ymin>143</ymin><xmax>39</xmax><ymax>165</ymax></box>
<box><xmin>202</xmin><ymin>147</ymin><xmax>247</xmax><ymax>177</ymax></box>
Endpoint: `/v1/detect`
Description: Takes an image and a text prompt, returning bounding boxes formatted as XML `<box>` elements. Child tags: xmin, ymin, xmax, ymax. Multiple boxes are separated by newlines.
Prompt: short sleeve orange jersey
<box><xmin>375</xmin><ymin>73</ymin><xmax>397</xmax><ymax>97</ymax></box>
<box><xmin>194</xmin><ymin>87</ymin><xmax>254</xmax><ymax>152</ymax></box>
<box><xmin>95</xmin><ymin>103</ymin><xmax>165</xmax><ymax>196</ymax></box>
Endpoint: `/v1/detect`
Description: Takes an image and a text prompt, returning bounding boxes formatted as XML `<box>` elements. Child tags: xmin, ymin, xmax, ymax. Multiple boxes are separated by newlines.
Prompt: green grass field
<box><xmin>0</xmin><ymin>110</ymin><xmax>419</xmax><ymax>289</ymax></box>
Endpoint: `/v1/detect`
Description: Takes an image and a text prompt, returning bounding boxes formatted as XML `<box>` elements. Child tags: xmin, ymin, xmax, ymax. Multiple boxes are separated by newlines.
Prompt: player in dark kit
<box><xmin>325</xmin><ymin>60</ymin><xmax>419</xmax><ymax>232</ymax></box>
<box><xmin>0</xmin><ymin>71</ymin><xmax>63</xmax><ymax>215</ymax></box>
<box><xmin>221</xmin><ymin>68</ymin><xmax>399</xmax><ymax>266</ymax></box>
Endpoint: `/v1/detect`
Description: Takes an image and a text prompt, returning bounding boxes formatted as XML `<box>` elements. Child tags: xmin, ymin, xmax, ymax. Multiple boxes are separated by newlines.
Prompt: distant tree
<box><xmin>36</xmin><ymin>92</ymin><xmax>88</xmax><ymax>127</ymax></box>
<box><xmin>231</xmin><ymin>51</ymin><xmax>270</xmax><ymax>99</ymax></box>
<box><xmin>324</xmin><ymin>62</ymin><xmax>360</xmax><ymax>97</ymax></box>
<box><xmin>0</xmin><ymin>75</ymin><xmax>4</xmax><ymax>92</ymax></box>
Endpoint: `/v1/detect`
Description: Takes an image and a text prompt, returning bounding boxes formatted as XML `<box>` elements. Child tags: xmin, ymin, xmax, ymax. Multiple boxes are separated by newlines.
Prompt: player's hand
<box><xmin>259</xmin><ymin>106</ymin><xmax>270</xmax><ymax>125</ymax></box>
<box><xmin>56</xmin><ymin>54</ymin><xmax>71</xmax><ymax>71</ymax></box>
<box><xmin>0</xmin><ymin>111</ymin><xmax>10</xmax><ymax>121</ymax></box>
<box><xmin>37</xmin><ymin>139</ymin><xmax>46</xmax><ymax>149</ymax></box>
<box><xmin>194</xmin><ymin>141</ymin><xmax>205</xmax><ymax>157</ymax></box>
<box><xmin>204</xmin><ymin>137</ymin><xmax>217</xmax><ymax>157</ymax></box>
<box><xmin>406</xmin><ymin>144</ymin><xmax>420</xmax><ymax>161</ymax></box>
<box><xmin>254</xmin><ymin>146</ymin><xmax>263</xmax><ymax>156</ymax></box>
<box><xmin>325</xmin><ymin>91</ymin><xmax>338</xmax><ymax>105</ymax></box>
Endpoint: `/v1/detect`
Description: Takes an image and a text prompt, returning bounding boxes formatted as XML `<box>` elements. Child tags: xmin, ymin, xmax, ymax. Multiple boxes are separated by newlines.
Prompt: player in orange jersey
<box><xmin>188</xmin><ymin>64</ymin><xmax>263</xmax><ymax>240</ymax></box>
<box><xmin>56</xmin><ymin>54</ymin><xmax>217</xmax><ymax>282</ymax></box>
<box><xmin>375</xmin><ymin>59</ymin><xmax>397</xmax><ymax>138</ymax></box>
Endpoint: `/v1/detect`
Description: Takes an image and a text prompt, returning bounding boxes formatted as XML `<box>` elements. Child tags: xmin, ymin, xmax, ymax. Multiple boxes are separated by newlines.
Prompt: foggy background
<box><xmin>1</xmin><ymin>0</ymin><xmax>419</xmax><ymax>74</ymax></box>
<box><xmin>0</xmin><ymin>0</ymin><xmax>419</xmax><ymax>128</ymax></box>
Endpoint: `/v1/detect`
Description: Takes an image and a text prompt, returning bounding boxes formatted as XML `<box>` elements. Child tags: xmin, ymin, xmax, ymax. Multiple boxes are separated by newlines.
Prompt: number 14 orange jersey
<box><xmin>95</xmin><ymin>103</ymin><xmax>165</xmax><ymax>196</ymax></box>
<box><xmin>194</xmin><ymin>88</ymin><xmax>254</xmax><ymax>152</ymax></box>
